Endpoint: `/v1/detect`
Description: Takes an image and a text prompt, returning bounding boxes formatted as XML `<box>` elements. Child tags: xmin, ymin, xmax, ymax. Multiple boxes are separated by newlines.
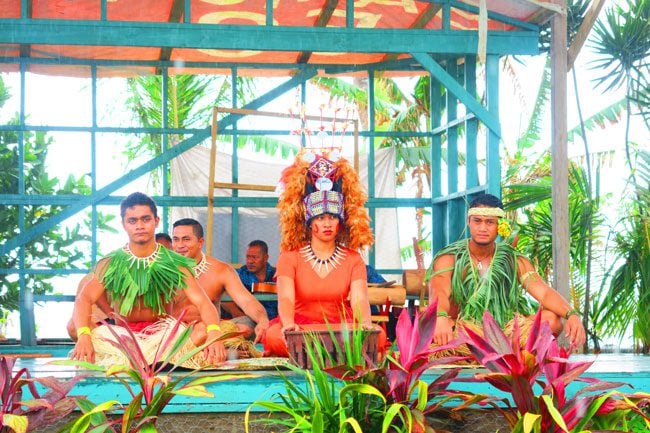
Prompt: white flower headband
<box><xmin>467</xmin><ymin>207</ymin><xmax>511</xmax><ymax>237</ymax></box>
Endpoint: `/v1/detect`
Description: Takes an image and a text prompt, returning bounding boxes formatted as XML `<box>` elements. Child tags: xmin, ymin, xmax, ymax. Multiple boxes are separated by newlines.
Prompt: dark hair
<box><xmin>469</xmin><ymin>193</ymin><xmax>503</xmax><ymax>210</ymax></box>
<box><xmin>173</xmin><ymin>218</ymin><xmax>204</xmax><ymax>239</ymax></box>
<box><xmin>120</xmin><ymin>192</ymin><xmax>157</xmax><ymax>219</ymax></box>
<box><xmin>155</xmin><ymin>232</ymin><xmax>172</xmax><ymax>243</ymax></box>
<box><xmin>248</xmin><ymin>240</ymin><xmax>268</xmax><ymax>255</ymax></box>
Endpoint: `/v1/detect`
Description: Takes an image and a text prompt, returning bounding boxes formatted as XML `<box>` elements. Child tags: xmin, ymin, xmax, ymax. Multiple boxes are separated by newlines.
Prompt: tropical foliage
<box><xmin>458</xmin><ymin>309</ymin><xmax>650</xmax><ymax>433</ymax></box>
<box><xmin>248</xmin><ymin>303</ymin><xmax>481</xmax><ymax>433</ymax></box>
<box><xmin>592</xmin><ymin>149</ymin><xmax>650</xmax><ymax>353</ymax></box>
<box><xmin>0</xmin><ymin>76</ymin><xmax>116</xmax><ymax>319</ymax></box>
<box><xmin>57</xmin><ymin>314</ymin><xmax>250</xmax><ymax>433</ymax></box>
<box><xmin>0</xmin><ymin>356</ymin><xmax>85</xmax><ymax>433</ymax></box>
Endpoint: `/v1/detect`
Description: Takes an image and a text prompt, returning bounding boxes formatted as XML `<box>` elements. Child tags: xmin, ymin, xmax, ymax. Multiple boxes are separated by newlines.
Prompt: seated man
<box><xmin>171</xmin><ymin>218</ymin><xmax>270</xmax><ymax>345</ymax></box>
<box><xmin>233</xmin><ymin>240</ymin><xmax>278</xmax><ymax>320</ymax></box>
<box><xmin>70</xmin><ymin>192</ymin><xmax>227</xmax><ymax>367</ymax></box>
<box><xmin>155</xmin><ymin>232</ymin><xmax>173</xmax><ymax>249</ymax></box>
<box><xmin>430</xmin><ymin>193</ymin><xmax>586</xmax><ymax>348</ymax></box>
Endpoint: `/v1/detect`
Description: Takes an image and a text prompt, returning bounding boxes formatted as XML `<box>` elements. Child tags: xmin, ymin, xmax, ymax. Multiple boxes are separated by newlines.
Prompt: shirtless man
<box><xmin>171</xmin><ymin>218</ymin><xmax>270</xmax><ymax>343</ymax></box>
<box><xmin>430</xmin><ymin>193</ymin><xmax>586</xmax><ymax>347</ymax></box>
<box><xmin>70</xmin><ymin>192</ymin><xmax>227</xmax><ymax>365</ymax></box>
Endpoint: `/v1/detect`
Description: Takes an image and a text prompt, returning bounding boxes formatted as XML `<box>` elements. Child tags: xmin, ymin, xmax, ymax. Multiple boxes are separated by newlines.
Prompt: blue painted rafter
<box><xmin>0</xmin><ymin>20</ymin><xmax>540</xmax><ymax>56</ymax></box>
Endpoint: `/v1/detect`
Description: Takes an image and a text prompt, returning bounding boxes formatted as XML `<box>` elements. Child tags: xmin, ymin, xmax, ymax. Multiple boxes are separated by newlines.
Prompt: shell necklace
<box><xmin>300</xmin><ymin>244</ymin><xmax>346</xmax><ymax>272</ymax></box>
<box><xmin>124</xmin><ymin>243</ymin><xmax>160</xmax><ymax>269</ymax></box>
<box><xmin>194</xmin><ymin>252</ymin><xmax>210</xmax><ymax>278</ymax></box>
<box><xmin>469</xmin><ymin>246</ymin><xmax>494</xmax><ymax>277</ymax></box>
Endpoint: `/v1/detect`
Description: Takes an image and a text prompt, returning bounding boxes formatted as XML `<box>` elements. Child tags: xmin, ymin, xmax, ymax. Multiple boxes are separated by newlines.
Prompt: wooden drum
<box><xmin>252</xmin><ymin>282</ymin><xmax>277</xmax><ymax>294</ymax></box>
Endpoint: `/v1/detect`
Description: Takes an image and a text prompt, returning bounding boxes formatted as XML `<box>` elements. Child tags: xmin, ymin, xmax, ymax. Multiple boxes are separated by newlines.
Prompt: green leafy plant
<box><xmin>324</xmin><ymin>303</ymin><xmax>486</xmax><ymax>433</ymax></box>
<box><xmin>246</xmin><ymin>326</ymin><xmax>411</xmax><ymax>433</ymax></box>
<box><xmin>247</xmin><ymin>303</ymin><xmax>482</xmax><ymax>433</ymax></box>
<box><xmin>0</xmin><ymin>356</ymin><xmax>86</xmax><ymax>433</ymax></box>
<box><xmin>57</xmin><ymin>313</ymin><xmax>253</xmax><ymax>433</ymax></box>
<box><xmin>458</xmin><ymin>309</ymin><xmax>650</xmax><ymax>432</ymax></box>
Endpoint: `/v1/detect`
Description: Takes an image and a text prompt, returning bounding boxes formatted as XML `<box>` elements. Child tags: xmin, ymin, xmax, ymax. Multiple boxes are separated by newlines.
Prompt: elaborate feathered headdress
<box><xmin>277</xmin><ymin>149</ymin><xmax>373</xmax><ymax>252</ymax></box>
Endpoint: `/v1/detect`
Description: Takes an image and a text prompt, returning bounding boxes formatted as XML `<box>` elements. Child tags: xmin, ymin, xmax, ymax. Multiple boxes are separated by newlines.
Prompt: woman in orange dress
<box><xmin>263</xmin><ymin>150</ymin><xmax>384</xmax><ymax>357</ymax></box>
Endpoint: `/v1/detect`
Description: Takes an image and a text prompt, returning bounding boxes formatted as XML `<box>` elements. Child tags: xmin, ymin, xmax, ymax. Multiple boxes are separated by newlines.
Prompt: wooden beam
<box><xmin>551</xmin><ymin>5</ymin><xmax>570</xmax><ymax>302</ymax></box>
<box><xmin>567</xmin><ymin>0</ymin><xmax>606</xmax><ymax>71</ymax></box>
<box><xmin>213</xmin><ymin>182</ymin><xmax>276</xmax><ymax>192</ymax></box>
<box><xmin>296</xmin><ymin>0</ymin><xmax>339</xmax><ymax>64</ymax></box>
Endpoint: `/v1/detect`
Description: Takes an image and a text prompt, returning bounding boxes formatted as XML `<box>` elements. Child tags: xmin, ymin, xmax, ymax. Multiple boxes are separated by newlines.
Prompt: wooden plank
<box><xmin>567</xmin><ymin>0</ymin><xmax>606</xmax><ymax>71</ymax></box>
<box><xmin>551</xmin><ymin>5</ymin><xmax>570</xmax><ymax>302</ymax></box>
<box><xmin>213</xmin><ymin>182</ymin><xmax>276</xmax><ymax>192</ymax></box>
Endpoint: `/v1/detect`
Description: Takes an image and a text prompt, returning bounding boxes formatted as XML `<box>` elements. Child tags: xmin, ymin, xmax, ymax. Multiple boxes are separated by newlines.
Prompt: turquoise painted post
<box><xmin>446</xmin><ymin>59</ymin><xmax>465</xmax><ymax>244</ymax></box>
<box><xmin>368</xmin><ymin>71</ymin><xmax>376</xmax><ymax>267</ymax></box>
<box><xmin>486</xmin><ymin>55</ymin><xmax>501</xmax><ymax>197</ymax></box>
<box><xmin>465</xmin><ymin>56</ymin><xmax>478</xmax><ymax>189</ymax></box>
<box><xmin>161</xmin><ymin>69</ymin><xmax>170</xmax><ymax>233</ymax></box>
<box><xmin>430</xmin><ymin>76</ymin><xmax>444</xmax><ymax>254</ymax></box>
<box><xmin>231</xmin><ymin>68</ymin><xmax>240</xmax><ymax>263</ymax></box>
<box><xmin>18</xmin><ymin>62</ymin><xmax>36</xmax><ymax>346</ymax></box>
<box><xmin>90</xmin><ymin>66</ymin><xmax>98</xmax><ymax>262</ymax></box>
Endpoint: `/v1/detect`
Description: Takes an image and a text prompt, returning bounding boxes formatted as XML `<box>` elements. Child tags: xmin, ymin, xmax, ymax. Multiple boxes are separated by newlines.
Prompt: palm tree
<box><xmin>123</xmin><ymin>74</ymin><xmax>296</xmax><ymax>189</ymax></box>
<box><xmin>589</xmin><ymin>0</ymin><xmax>650</xmax><ymax>176</ymax></box>
<box><xmin>585</xmin><ymin>0</ymin><xmax>650</xmax><ymax>353</ymax></box>
<box><xmin>592</xmin><ymin>149</ymin><xmax>649</xmax><ymax>353</ymax></box>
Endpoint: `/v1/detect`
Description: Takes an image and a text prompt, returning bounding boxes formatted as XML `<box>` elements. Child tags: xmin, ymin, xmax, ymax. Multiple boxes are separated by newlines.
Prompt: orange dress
<box><xmin>264</xmin><ymin>247</ymin><xmax>371</xmax><ymax>357</ymax></box>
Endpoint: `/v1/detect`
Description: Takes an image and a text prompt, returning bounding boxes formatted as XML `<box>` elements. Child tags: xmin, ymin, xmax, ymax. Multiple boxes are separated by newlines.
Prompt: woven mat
<box><xmin>204</xmin><ymin>357</ymin><xmax>293</xmax><ymax>371</ymax></box>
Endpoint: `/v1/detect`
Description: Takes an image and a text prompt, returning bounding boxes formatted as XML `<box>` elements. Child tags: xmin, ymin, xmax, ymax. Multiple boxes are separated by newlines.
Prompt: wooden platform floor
<box><xmin>2</xmin><ymin>345</ymin><xmax>649</xmax><ymax>414</ymax></box>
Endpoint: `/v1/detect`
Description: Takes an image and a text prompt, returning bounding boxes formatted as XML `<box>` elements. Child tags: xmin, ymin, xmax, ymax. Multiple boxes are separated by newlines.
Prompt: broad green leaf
<box><xmin>414</xmin><ymin>380</ymin><xmax>428</xmax><ymax>411</ymax></box>
<box><xmin>139</xmin><ymin>422</ymin><xmax>158</xmax><ymax>433</ymax></box>
<box><xmin>51</xmin><ymin>359</ymin><xmax>106</xmax><ymax>372</ymax></box>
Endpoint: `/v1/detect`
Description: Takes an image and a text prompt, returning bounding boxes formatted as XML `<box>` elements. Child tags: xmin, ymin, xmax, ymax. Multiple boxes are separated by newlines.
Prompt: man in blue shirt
<box><xmin>235</xmin><ymin>240</ymin><xmax>278</xmax><ymax>320</ymax></box>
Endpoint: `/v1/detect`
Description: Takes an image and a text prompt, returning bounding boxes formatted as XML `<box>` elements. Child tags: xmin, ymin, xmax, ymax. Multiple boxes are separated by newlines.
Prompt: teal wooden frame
<box><xmin>0</xmin><ymin>0</ymin><xmax>540</xmax><ymax>346</ymax></box>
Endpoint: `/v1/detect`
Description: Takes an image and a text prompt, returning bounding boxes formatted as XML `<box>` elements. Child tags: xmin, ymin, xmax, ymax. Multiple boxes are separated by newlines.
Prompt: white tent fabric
<box><xmin>170</xmin><ymin>146</ymin><xmax>400</xmax><ymax>270</ymax></box>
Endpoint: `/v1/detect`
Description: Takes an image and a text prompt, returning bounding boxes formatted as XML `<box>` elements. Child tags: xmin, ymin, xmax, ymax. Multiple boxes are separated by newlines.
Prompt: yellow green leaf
<box><xmin>2</xmin><ymin>414</ymin><xmax>28</xmax><ymax>433</ymax></box>
<box><xmin>541</xmin><ymin>395</ymin><xmax>569</xmax><ymax>432</ymax></box>
<box><xmin>522</xmin><ymin>412</ymin><xmax>541</xmax><ymax>433</ymax></box>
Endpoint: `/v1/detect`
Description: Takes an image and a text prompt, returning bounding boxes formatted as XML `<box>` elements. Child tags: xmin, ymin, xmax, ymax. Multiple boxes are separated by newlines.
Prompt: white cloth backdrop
<box><xmin>170</xmin><ymin>146</ymin><xmax>401</xmax><ymax>270</ymax></box>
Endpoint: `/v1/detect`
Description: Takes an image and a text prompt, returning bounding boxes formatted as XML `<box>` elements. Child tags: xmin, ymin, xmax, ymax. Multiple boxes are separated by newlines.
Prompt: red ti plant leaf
<box><xmin>1</xmin><ymin>356</ymin><xmax>87</xmax><ymax>433</ymax></box>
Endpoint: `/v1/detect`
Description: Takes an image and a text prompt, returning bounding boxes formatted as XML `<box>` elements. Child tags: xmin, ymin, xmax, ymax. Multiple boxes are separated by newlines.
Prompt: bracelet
<box><xmin>77</xmin><ymin>326</ymin><xmax>91</xmax><ymax>337</ymax></box>
<box><xmin>206</xmin><ymin>323</ymin><xmax>222</xmax><ymax>333</ymax></box>
<box><xmin>565</xmin><ymin>309</ymin><xmax>580</xmax><ymax>320</ymax></box>
<box><xmin>436</xmin><ymin>311</ymin><xmax>449</xmax><ymax>318</ymax></box>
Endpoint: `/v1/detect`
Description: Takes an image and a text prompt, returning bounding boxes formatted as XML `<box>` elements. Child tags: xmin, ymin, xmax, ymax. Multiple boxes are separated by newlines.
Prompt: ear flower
<box><xmin>498</xmin><ymin>218</ymin><xmax>511</xmax><ymax>237</ymax></box>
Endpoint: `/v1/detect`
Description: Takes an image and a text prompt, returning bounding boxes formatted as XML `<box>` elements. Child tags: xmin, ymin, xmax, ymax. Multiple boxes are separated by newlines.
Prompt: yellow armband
<box><xmin>77</xmin><ymin>326</ymin><xmax>91</xmax><ymax>337</ymax></box>
<box><xmin>206</xmin><ymin>323</ymin><xmax>222</xmax><ymax>333</ymax></box>
<box><xmin>521</xmin><ymin>270</ymin><xmax>537</xmax><ymax>286</ymax></box>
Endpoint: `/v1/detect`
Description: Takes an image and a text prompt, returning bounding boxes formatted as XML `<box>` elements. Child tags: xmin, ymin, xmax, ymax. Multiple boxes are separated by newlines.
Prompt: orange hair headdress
<box><xmin>277</xmin><ymin>149</ymin><xmax>373</xmax><ymax>252</ymax></box>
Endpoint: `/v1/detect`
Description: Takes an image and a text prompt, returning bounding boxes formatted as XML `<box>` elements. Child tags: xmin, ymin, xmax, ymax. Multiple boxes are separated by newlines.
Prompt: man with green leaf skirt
<box><xmin>430</xmin><ymin>193</ymin><xmax>586</xmax><ymax>348</ymax></box>
<box><xmin>70</xmin><ymin>192</ymin><xmax>228</xmax><ymax>366</ymax></box>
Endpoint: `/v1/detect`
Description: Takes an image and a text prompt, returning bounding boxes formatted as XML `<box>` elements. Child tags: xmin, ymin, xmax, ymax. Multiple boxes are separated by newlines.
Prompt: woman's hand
<box><xmin>281</xmin><ymin>323</ymin><xmax>300</xmax><ymax>345</ymax></box>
